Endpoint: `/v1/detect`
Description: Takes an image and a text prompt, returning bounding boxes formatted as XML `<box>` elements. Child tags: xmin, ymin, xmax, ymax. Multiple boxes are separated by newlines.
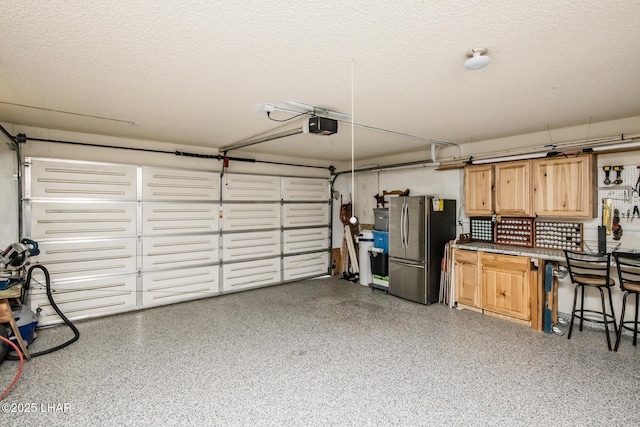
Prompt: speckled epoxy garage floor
<box><xmin>1</xmin><ymin>276</ymin><xmax>639</xmax><ymax>426</ymax></box>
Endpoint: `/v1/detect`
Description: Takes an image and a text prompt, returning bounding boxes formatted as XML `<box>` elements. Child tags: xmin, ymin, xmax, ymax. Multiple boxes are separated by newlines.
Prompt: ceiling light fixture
<box><xmin>471</xmin><ymin>152</ymin><xmax>549</xmax><ymax>165</ymax></box>
<box><xmin>589</xmin><ymin>140</ymin><xmax>639</xmax><ymax>152</ymax></box>
<box><xmin>464</xmin><ymin>48</ymin><xmax>490</xmax><ymax>70</ymax></box>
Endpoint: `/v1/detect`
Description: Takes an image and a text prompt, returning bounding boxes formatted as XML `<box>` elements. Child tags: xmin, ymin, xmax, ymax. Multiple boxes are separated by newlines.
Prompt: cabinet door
<box><xmin>480</xmin><ymin>253</ymin><xmax>530</xmax><ymax>320</ymax></box>
<box><xmin>464</xmin><ymin>165</ymin><xmax>494</xmax><ymax>215</ymax></box>
<box><xmin>532</xmin><ymin>155</ymin><xmax>595</xmax><ymax>218</ymax></box>
<box><xmin>454</xmin><ymin>250</ymin><xmax>479</xmax><ymax>307</ymax></box>
<box><xmin>494</xmin><ymin>161</ymin><xmax>531</xmax><ymax>216</ymax></box>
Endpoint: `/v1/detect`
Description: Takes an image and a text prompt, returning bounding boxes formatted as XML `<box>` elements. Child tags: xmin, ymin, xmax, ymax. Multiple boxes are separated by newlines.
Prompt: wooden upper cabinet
<box><xmin>494</xmin><ymin>161</ymin><xmax>532</xmax><ymax>216</ymax></box>
<box><xmin>464</xmin><ymin>165</ymin><xmax>494</xmax><ymax>216</ymax></box>
<box><xmin>532</xmin><ymin>155</ymin><xmax>595</xmax><ymax>218</ymax></box>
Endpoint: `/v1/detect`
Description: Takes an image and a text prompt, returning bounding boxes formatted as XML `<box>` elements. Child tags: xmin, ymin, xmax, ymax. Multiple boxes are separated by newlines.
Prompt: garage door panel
<box><xmin>222</xmin><ymin>230</ymin><xmax>280</xmax><ymax>261</ymax></box>
<box><xmin>30</xmin><ymin>275</ymin><xmax>137</xmax><ymax>326</ymax></box>
<box><xmin>222</xmin><ymin>204</ymin><xmax>280</xmax><ymax>231</ymax></box>
<box><xmin>222</xmin><ymin>174</ymin><xmax>281</xmax><ymax>201</ymax></box>
<box><xmin>282</xmin><ymin>177</ymin><xmax>329</xmax><ymax>201</ymax></box>
<box><xmin>29</xmin><ymin>201</ymin><xmax>137</xmax><ymax>239</ymax></box>
<box><xmin>222</xmin><ymin>258</ymin><xmax>280</xmax><ymax>292</ymax></box>
<box><xmin>142</xmin><ymin>202</ymin><xmax>218</xmax><ymax>235</ymax></box>
<box><xmin>283</xmin><ymin>228</ymin><xmax>329</xmax><ymax>254</ymax></box>
<box><xmin>27</xmin><ymin>158</ymin><xmax>137</xmax><ymax>200</ymax></box>
<box><xmin>284</xmin><ymin>252</ymin><xmax>329</xmax><ymax>280</ymax></box>
<box><xmin>142</xmin><ymin>167</ymin><xmax>219</xmax><ymax>201</ymax></box>
<box><xmin>142</xmin><ymin>265</ymin><xmax>218</xmax><ymax>307</ymax></box>
<box><xmin>142</xmin><ymin>235</ymin><xmax>219</xmax><ymax>270</ymax></box>
<box><xmin>283</xmin><ymin>204</ymin><xmax>329</xmax><ymax>227</ymax></box>
<box><xmin>30</xmin><ymin>239</ymin><xmax>137</xmax><ymax>282</ymax></box>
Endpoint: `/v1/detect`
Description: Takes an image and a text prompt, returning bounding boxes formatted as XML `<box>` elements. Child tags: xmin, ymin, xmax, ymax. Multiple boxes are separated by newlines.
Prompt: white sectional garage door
<box><xmin>25</xmin><ymin>158</ymin><xmax>139</xmax><ymax>325</ymax></box>
<box><xmin>24</xmin><ymin>159</ymin><xmax>330</xmax><ymax>325</ymax></box>
<box><xmin>281</xmin><ymin>176</ymin><xmax>330</xmax><ymax>281</ymax></box>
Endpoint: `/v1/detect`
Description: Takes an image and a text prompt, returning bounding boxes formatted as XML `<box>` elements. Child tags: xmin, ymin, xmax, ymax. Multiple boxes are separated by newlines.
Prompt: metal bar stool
<box><xmin>564</xmin><ymin>250</ymin><xmax>618</xmax><ymax>351</ymax></box>
<box><xmin>612</xmin><ymin>252</ymin><xmax>640</xmax><ymax>351</ymax></box>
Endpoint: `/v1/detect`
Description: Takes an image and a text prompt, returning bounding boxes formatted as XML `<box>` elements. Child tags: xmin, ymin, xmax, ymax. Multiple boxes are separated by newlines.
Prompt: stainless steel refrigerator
<box><xmin>388</xmin><ymin>196</ymin><xmax>456</xmax><ymax>304</ymax></box>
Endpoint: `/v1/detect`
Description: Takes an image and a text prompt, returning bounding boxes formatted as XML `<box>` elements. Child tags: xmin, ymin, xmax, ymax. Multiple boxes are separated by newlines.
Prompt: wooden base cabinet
<box><xmin>455</xmin><ymin>251</ymin><xmax>540</xmax><ymax>327</ymax></box>
<box><xmin>454</xmin><ymin>249</ymin><xmax>480</xmax><ymax>308</ymax></box>
<box><xmin>480</xmin><ymin>253</ymin><xmax>531</xmax><ymax>321</ymax></box>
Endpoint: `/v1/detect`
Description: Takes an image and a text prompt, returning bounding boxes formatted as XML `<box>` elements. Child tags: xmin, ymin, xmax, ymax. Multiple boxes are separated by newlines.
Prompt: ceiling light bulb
<box><xmin>464</xmin><ymin>48</ymin><xmax>490</xmax><ymax>70</ymax></box>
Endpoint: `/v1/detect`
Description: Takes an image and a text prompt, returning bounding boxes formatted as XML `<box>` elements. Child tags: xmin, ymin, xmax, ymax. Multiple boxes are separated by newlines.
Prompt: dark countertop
<box><xmin>451</xmin><ymin>241</ymin><xmax>566</xmax><ymax>261</ymax></box>
<box><xmin>452</xmin><ymin>241</ymin><xmax>639</xmax><ymax>263</ymax></box>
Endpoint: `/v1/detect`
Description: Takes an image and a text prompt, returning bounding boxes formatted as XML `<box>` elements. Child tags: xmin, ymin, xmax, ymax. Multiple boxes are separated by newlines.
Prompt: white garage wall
<box><xmin>555</xmin><ymin>150</ymin><xmax>640</xmax><ymax>317</ymax></box>
<box><xmin>331</xmin><ymin>165</ymin><xmax>461</xmax><ymax>247</ymax></box>
<box><xmin>456</xmin><ymin>116</ymin><xmax>640</xmax><ymax>159</ymax></box>
<box><xmin>0</xmin><ymin>142</ymin><xmax>18</xmax><ymax>244</ymax></box>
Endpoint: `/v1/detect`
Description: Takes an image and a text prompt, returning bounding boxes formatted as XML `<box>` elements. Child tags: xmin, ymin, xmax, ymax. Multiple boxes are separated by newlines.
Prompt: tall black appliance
<box><xmin>388</xmin><ymin>196</ymin><xmax>456</xmax><ymax>304</ymax></box>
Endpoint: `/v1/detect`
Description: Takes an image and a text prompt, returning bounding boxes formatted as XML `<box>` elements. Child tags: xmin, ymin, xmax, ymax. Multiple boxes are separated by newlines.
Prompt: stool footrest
<box><xmin>572</xmin><ymin>308</ymin><xmax>616</xmax><ymax>325</ymax></box>
<box><xmin>620</xmin><ymin>320</ymin><xmax>640</xmax><ymax>333</ymax></box>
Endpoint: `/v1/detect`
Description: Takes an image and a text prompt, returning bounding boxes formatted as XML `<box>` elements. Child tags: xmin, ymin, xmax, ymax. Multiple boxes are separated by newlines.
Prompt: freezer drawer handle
<box><xmin>391</xmin><ymin>260</ymin><xmax>424</xmax><ymax>269</ymax></box>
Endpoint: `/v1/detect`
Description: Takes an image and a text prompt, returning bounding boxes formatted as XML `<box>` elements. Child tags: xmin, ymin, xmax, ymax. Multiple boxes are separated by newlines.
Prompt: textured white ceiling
<box><xmin>1</xmin><ymin>1</ymin><xmax>639</xmax><ymax>164</ymax></box>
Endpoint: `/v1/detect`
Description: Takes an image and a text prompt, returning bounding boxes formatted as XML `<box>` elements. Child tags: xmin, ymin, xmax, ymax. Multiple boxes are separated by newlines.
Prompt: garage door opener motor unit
<box><xmin>304</xmin><ymin>117</ymin><xmax>338</xmax><ymax>135</ymax></box>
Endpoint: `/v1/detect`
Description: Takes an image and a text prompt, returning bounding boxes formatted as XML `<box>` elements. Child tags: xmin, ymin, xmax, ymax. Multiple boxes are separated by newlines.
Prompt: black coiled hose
<box><xmin>6</xmin><ymin>264</ymin><xmax>79</xmax><ymax>359</ymax></box>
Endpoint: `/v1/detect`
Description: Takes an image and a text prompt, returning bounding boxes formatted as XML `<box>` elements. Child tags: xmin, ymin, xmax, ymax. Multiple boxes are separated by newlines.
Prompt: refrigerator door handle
<box><xmin>403</xmin><ymin>201</ymin><xmax>409</xmax><ymax>249</ymax></box>
<box><xmin>390</xmin><ymin>259</ymin><xmax>424</xmax><ymax>269</ymax></box>
<box><xmin>400</xmin><ymin>201</ymin><xmax>406</xmax><ymax>249</ymax></box>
